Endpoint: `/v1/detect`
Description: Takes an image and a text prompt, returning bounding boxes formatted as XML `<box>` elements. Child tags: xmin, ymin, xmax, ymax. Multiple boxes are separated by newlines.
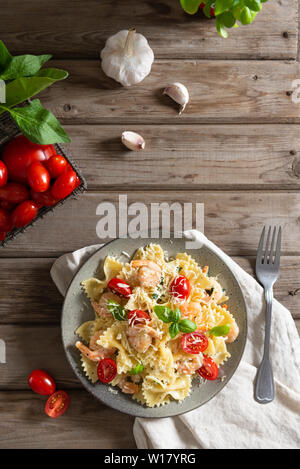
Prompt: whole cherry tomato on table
<box><xmin>170</xmin><ymin>275</ymin><xmax>191</xmax><ymax>300</ymax></box>
<box><xmin>0</xmin><ymin>231</ymin><xmax>7</xmax><ymax>241</ymax></box>
<box><xmin>97</xmin><ymin>358</ymin><xmax>117</xmax><ymax>383</ymax></box>
<box><xmin>0</xmin><ymin>182</ymin><xmax>29</xmax><ymax>205</ymax></box>
<box><xmin>0</xmin><ymin>208</ymin><xmax>12</xmax><ymax>232</ymax></box>
<box><xmin>181</xmin><ymin>332</ymin><xmax>208</xmax><ymax>354</ymax></box>
<box><xmin>51</xmin><ymin>169</ymin><xmax>77</xmax><ymax>200</ymax></box>
<box><xmin>30</xmin><ymin>188</ymin><xmax>57</xmax><ymax>207</ymax></box>
<box><xmin>197</xmin><ymin>355</ymin><xmax>219</xmax><ymax>381</ymax></box>
<box><xmin>108</xmin><ymin>277</ymin><xmax>132</xmax><ymax>298</ymax></box>
<box><xmin>2</xmin><ymin>135</ymin><xmax>56</xmax><ymax>183</ymax></box>
<box><xmin>0</xmin><ymin>161</ymin><xmax>8</xmax><ymax>187</ymax></box>
<box><xmin>11</xmin><ymin>200</ymin><xmax>38</xmax><ymax>228</ymax></box>
<box><xmin>45</xmin><ymin>155</ymin><xmax>67</xmax><ymax>178</ymax></box>
<box><xmin>45</xmin><ymin>390</ymin><xmax>70</xmax><ymax>418</ymax></box>
<box><xmin>28</xmin><ymin>369</ymin><xmax>56</xmax><ymax>395</ymax></box>
<box><xmin>27</xmin><ymin>162</ymin><xmax>50</xmax><ymax>193</ymax></box>
<box><xmin>0</xmin><ymin>200</ymin><xmax>15</xmax><ymax>211</ymax></box>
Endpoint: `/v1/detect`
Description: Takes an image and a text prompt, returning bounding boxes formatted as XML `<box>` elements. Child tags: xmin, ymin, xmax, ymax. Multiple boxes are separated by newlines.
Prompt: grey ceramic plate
<box><xmin>62</xmin><ymin>237</ymin><xmax>247</xmax><ymax>418</ymax></box>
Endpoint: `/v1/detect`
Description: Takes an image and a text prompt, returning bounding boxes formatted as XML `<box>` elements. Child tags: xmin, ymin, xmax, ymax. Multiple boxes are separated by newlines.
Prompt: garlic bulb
<box><xmin>163</xmin><ymin>82</ymin><xmax>189</xmax><ymax>114</ymax></box>
<box><xmin>101</xmin><ymin>28</ymin><xmax>154</xmax><ymax>87</ymax></box>
<box><xmin>121</xmin><ymin>131</ymin><xmax>145</xmax><ymax>151</ymax></box>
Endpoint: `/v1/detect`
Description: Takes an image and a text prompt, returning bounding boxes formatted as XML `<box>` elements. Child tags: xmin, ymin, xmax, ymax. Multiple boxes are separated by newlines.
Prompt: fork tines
<box><xmin>256</xmin><ymin>226</ymin><xmax>282</xmax><ymax>267</ymax></box>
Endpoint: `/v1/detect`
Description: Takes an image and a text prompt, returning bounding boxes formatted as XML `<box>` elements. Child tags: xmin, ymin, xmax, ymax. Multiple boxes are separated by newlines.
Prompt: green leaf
<box><xmin>240</xmin><ymin>6</ymin><xmax>257</xmax><ymax>24</ymax></box>
<box><xmin>3</xmin><ymin>68</ymin><xmax>68</xmax><ymax>110</ymax></box>
<box><xmin>180</xmin><ymin>0</ymin><xmax>202</xmax><ymax>14</ymax></box>
<box><xmin>244</xmin><ymin>0</ymin><xmax>262</xmax><ymax>11</ymax></box>
<box><xmin>107</xmin><ymin>300</ymin><xmax>127</xmax><ymax>321</ymax></box>
<box><xmin>153</xmin><ymin>305</ymin><xmax>173</xmax><ymax>323</ymax></box>
<box><xmin>169</xmin><ymin>322</ymin><xmax>179</xmax><ymax>339</ymax></box>
<box><xmin>0</xmin><ymin>54</ymin><xmax>52</xmax><ymax>81</ymax></box>
<box><xmin>214</xmin><ymin>0</ymin><xmax>234</xmax><ymax>16</ymax></box>
<box><xmin>218</xmin><ymin>11</ymin><xmax>236</xmax><ymax>28</ymax></box>
<box><xmin>129</xmin><ymin>363</ymin><xmax>144</xmax><ymax>375</ymax></box>
<box><xmin>7</xmin><ymin>99</ymin><xmax>70</xmax><ymax>144</ymax></box>
<box><xmin>169</xmin><ymin>307</ymin><xmax>181</xmax><ymax>324</ymax></box>
<box><xmin>209</xmin><ymin>324</ymin><xmax>231</xmax><ymax>336</ymax></box>
<box><xmin>178</xmin><ymin>319</ymin><xmax>197</xmax><ymax>333</ymax></box>
<box><xmin>0</xmin><ymin>41</ymin><xmax>12</xmax><ymax>70</ymax></box>
<box><xmin>216</xmin><ymin>18</ymin><xmax>229</xmax><ymax>38</ymax></box>
<box><xmin>203</xmin><ymin>0</ymin><xmax>214</xmax><ymax>18</ymax></box>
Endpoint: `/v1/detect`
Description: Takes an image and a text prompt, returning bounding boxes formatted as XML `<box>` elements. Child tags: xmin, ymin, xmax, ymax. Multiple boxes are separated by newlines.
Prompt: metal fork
<box><xmin>255</xmin><ymin>225</ymin><xmax>282</xmax><ymax>404</ymax></box>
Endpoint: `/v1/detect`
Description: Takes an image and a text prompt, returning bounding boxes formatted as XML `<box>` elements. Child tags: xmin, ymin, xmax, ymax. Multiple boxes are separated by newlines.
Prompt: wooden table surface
<box><xmin>0</xmin><ymin>0</ymin><xmax>300</xmax><ymax>449</ymax></box>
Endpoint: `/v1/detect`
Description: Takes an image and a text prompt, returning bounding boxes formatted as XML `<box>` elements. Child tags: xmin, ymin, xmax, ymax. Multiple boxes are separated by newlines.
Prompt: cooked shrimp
<box><xmin>225</xmin><ymin>320</ymin><xmax>239</xmax><ymax>343</ymax></box>
<box><xmin>201</xmin><ymin>279</ymin><xmax>223</xmax><ymax>304</ymax></box>
<box><xmin>127</xmin><ymin>324</ymin><xmax>158</xmax><ymax>353</ymax></box>
<box><xmin>175</xmin><ymin>354</ymin><xmax>203</xmax><ymax>375</ymax></box>
<box><xmin>91</xmin><ymin>292</ymin><xmax>123</xmax><ymax>318</ymax></box>
<box><xmin>180</xmin><ymin>301</ymin><xmax>202</xmax><ymax>321</ymax></box>
<box><xmin>76</xmin><ymin>330</ymin><xmax>116</xmax><ymax>362</ymax></box>
<box><xmin>131</xmin><ymin>259</ymin><xmax>162</xmax><ymax>287</ymax></box>
<box><xmin>118</xmin><ymin>374</ymin><xmax>139</xmax><ymax>394</ymax></box>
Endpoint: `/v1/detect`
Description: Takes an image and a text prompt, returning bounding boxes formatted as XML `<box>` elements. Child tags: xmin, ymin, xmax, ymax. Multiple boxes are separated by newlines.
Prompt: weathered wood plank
<box><xmin>61</xmin><ymin>124</ymin><xmax>300</xmax><ymax>190</ymax></box>
<box><xmin>0</xmin><ymin>390</ymin><xmax>135</xmax><ymax>449</ymax></box>
<box><xmin>0</xmin><ymin>191</ymin><xmax>299</xmax><ymax>258</ymax></box>
<box><xmin>0</xmin><ymin>256</ymin><xmax>300</xmax><ymax>324</ymax></box>
<box><xmin>39</xmin><ymin>60</ymin><xmax>300</xmax><ymax>125</ymax></box>
<box><xmin>1</xmin><ymin>0</ymin><xmax>296</xmax><ymax>60</ymax></box>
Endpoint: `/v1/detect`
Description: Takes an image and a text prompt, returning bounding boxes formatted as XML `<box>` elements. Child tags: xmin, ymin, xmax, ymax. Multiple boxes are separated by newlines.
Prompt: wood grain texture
<box><xmin>0</xmin><ymin>0</ymin><xmax>297</xmax><ymax>60</ymax></box>
<box><xmin>0</xmin><ymin>391</ymin><xmax>135</xmax><ymax>449</ymax></box>
<box><xmin>39</xmin><ymin>59</ymin><xmax>300</xmax><ymax>125</ymax></box>
<box><xmin>61</xmin><ymin>124</ymin><xmax>300</xmax><ymax>190</ymax></box>
<box><xmin>0</xmin><ymin>191</ymin><xmax>299</xmax><ymax>257</ymax></box>
<box><xmin>0</xmin><ymin>256</ymin><xmax>300</xmax><ymax>325</ymax></box>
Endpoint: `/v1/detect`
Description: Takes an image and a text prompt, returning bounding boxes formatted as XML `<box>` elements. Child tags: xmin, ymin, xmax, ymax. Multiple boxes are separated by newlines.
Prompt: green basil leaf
<box><xmin>154</xmin><ymin>305</ymin><xmax>173</xmax><ymax>323</ymax></box>
<box><xmin>169</xmin><ymin>307</ymin><xmax>181</xmax><ymax>324</ymax></box>
<box><xmin>107</xmin><ymin>300</ymin><xmax>127</xmax><ymax>321</ymax></box>
<box><xmin>209</xmin><ymin>324</ymin><xmax>231</xmax><ymax>336</ymax></box>
<box><xmin>129</xmin><ymin>363</ymin><xmax>144</xmax><ymax>375</ymax></box>
<box><xmin>169</xmin><ymin>322</ymin><xmax>179</xmax><ymax>339</ymax></box>
<box><xmin>0</xmin><ymin>54</ymin><xmax>52</xmax><ymax>81</ymax></box>
<box><xmin>203</xmin><ymin>0</ymin><xmax>214</xmax><ymax>18</ymax></box>
<box><xmin>214</xmin><ymin>0</ymin><xmax>234</xmax><ymax>16</ymax></box>
<box><xmin>0</xmin><ymin>41</ymin><xmax>12</xmax><ymax>71</ymax></box>
<box><xmin>180</xmin><ymin>0</ymin><xmax>202</xmax><ymax>14</ymax></box>
<box><xmin>240</xmin><ymin>6</ymin><xmax>257</xmax><ymax>24</ymax></box>
<box><xmin>3</xmin><ymin>68</ymin><xmax>68</xmax><ymax>110</ymax></box>
<box><xmin>218</xmin><ymin>11</ymin><xmax>236</xmax><ymax>28</ymax></box>
<box><xmin>244</xmin><ymin>0</ymin><xmax>262</xmax><ymax>11</ymax></box>
<box><xmin>216</xmin><ymin>18</ymin><xmax>229</xmax><ymax>38</ymax></box>
<box><xmin>178</xmin><ymin>319</ymin><xmax>197</xmax><ymax>333</ymax></box>
<box><xmin>8</xmin><ymin>99</ymin><xmax>70</xmax><ymax>144</ymax></box>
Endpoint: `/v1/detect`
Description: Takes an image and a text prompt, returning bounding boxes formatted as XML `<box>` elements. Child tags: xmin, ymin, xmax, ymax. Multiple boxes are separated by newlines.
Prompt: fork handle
<box><xmin>255</xmin><ymin>288</ymin><xmax>274</xmax><ymax>404</ymax></box>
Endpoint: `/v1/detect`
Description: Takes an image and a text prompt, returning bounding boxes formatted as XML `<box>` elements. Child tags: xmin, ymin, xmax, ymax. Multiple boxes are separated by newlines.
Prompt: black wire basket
<box><xmin>0</xmin><ymin>108</ymin><xmax>87</xmax><ymax>247</ymax></box>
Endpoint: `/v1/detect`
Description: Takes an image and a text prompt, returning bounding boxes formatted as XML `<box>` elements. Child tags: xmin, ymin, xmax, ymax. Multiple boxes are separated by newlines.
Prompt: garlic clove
<box><xmin>121</xmin><ymin>131</ymin><xmax>145</xmax><ymax>151</ymax></box>
<box><xmin>163</xmin><ymin>82</ymin><xmax>189</xmax><ymax>115</ymax></box>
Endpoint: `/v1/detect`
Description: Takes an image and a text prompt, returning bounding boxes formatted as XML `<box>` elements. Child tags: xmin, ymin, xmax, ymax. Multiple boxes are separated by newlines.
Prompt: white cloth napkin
<box><xmin>50</xmin><ymin>231</ymin><xmax>300</xmax><ymax>449</ymax></box>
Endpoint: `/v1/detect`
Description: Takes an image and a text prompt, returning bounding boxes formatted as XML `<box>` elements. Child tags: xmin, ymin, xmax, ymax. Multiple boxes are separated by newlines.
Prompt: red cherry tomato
<box><xmin>108</xmin><ymin>277</ymin><xmax>132</xmax><ymax>298</ymax></box>
<box><xmin>200</xmin><ymin>2</ymin><xmax>215</xmax><ymax>16</ymax></box>
<box><xmin>0</xmin><ymin>182</ymin><xmax>29</xmax><ymax>204</ymax></box>
<box><xmin>0</xmin><ymin>208</ymin><xmax>12</xmax><ymax>232</ymax></box>
<box><xmin>51</xmin><ymin>169</ymin><xmax>77</xmax><ymax>200</ymax></box>
<box><xmin>181</xmin><ymin>332</ymin><xmax>208</xmax><ymax>354</ymax></box>
<box><xmin>0</xmin><ymin>231</ymin><xmax>6</xmax><ymax>241</ymax></box>
<box><xmin>2</xmin><ymin>135</ymin><xmax>56</xmax><ymax>183</ymax></box>
<box><xmin>127</xmin><ymin>309</ymin><xmax>151</xmax><ymax>326</ymax></box>
<box><xmin>97</xmin><ymin>358</ymin><xmax>117</xmax><ymax>383</ymax></box>
<box><xmin>170</xmin><ymin>275</ymin><xmax>191</xmax><ymax>300</ymax></box>
<box><xmin>45</xmin><ymin>390</ymin><xmax>69</xmax><ymax>418</ymax></box>
<box><xmin>0</xmin><ymin>161</ymin><xmax>8</xmax><ymax>187</ymax></box>
<box><xmin>45</xmin><ymin>155</ymin><xmax>67</xmax><ymax>178</ymax></box>
<box><xmin>28</xmin><ymin>369</ymin><xmax>56</xmax><ymax>395</ymax></box>
<box><xmin>27</xmin><ymin>162</ymin><xmax>50</xmax><ymax>193</ymax></box>
<box><xmin>30</xmin><ymin>188</ymin><xmax>57</xmax><ymax>207</ymax></box>
<box><xmin>11</xmin><ymin>200</ymin><xmax>38</xmax><ymax>228</ymax></box>
<box><xmin>197</xmin><ymin>355</ymin><xmax>219</xmax><ymax>381</ymax></box>
<box><xmin>0</xmin><ymin>200</ymin><xmax>15</xmax><ymax>211</ymax></box>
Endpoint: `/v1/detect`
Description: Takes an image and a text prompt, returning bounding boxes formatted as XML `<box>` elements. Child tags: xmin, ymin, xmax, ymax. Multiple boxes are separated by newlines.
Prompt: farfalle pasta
<box><xmin>75</xmin><ymin>244</ymin><xmax>239</xmax><ymax>407</ymax></box>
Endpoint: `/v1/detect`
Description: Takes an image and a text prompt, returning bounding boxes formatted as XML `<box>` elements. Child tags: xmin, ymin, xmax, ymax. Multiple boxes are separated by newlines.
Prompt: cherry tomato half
<box><xmin>51</xmin><ymin>169</ymin><xmax>77</xmax><ymax>200</ymax></box>
<box><xmin>27</xmin><ymin>162</ymin><xmax>50</xmax><ymax>193</ymax></box>
<box><xmin>0</xmin><ymin>182</ymin><xmax>29</xmax><ymax>205</ymax></box>
<box><xmin>0</xmin><ymin>161</ymin><xmax>8</xmax><ymax>187</ymax></box>
<box><xmin>181</xmin><ymin>332</ymin><xmax>208</xmax><ymax>354</ymax></box>
<box><xmin>197</xmin><ymin>355</ymin><xmax>218</xmax><ymax>381</ymax></box>
<box><xmin>2</xmin><ymin>135</ymin><xmax>56</xmax><ymax>183</ymax></box>
<box><xmin>30</xmin><ymin>188</ymin><xmax>57</xmax><ymax>207</ymax></box>
<box><xmin>45</xmin><ymin>155</ymin><xmax>67</xmax><ymax>178</ymax></box>
<box><xmin>28</xmin><ymin>369</ymin><xmax>56</xmax><ymax>395</ymax></box>
<box><xmin>170</xmin><ymin>275</ymin><xmax>191</xmax><ymax>301</ymax></box>
<box><xmin>127</xmin><ymin>309</ymin><xmax>151</xmax><ymax>326</ymax></box>
<box><xmin>11</xmin><ymin>200</ymin><xmax>38</xmax><ymax>228</ymax></box>
<box><xmin>108</xmin><ymin>277</ymin><xmax>132</xmax><ymax>298</ymax></box>
<box><xmin>0</xmin><ymin>208</ymin><xmax>12</xmax><ymax>232</ymax></box>
<box><xmin>45</xmin><ymin>390</ymin><xmax>69</xmax><ymax>418</ymax></box>
<box><xmin>97</xmin><ymin>358</ymin><xmax>117</xmax><ymax>383</ymax></box>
